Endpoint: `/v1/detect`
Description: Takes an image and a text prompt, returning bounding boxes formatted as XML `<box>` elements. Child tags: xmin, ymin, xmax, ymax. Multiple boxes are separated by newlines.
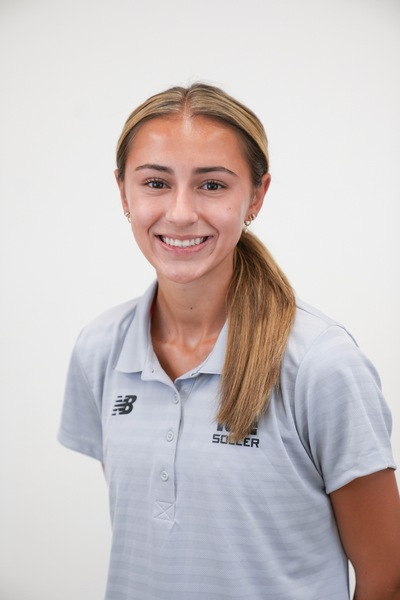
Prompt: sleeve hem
<box><xmin>325</xmin><ymin>460</ymin><xmax>397</xmax><ymax>494</ymax></box>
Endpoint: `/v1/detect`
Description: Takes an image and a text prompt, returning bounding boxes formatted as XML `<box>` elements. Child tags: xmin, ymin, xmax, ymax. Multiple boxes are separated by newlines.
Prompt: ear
<box><xmin>249</xmin><ymin>173</ymin><xmax>271</xmax><ymax>216</ymax></box>
<box><xmin>114</xmin><ymin>169</ymin><xmax>129</xmax><ymax>214</ymax></box>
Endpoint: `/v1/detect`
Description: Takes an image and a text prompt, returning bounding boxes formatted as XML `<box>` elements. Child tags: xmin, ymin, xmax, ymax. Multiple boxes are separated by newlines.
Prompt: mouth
<box><xmin>159</xmin><ymin>236</ymin><xmax>209</xmax><ymax>248</ymax></box>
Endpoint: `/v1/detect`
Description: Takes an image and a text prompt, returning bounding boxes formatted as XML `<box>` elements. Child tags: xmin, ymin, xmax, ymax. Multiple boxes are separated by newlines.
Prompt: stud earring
<box><xmin>243</xmin><ymin>213</ymin><xmax>256</xmax><ymax>231</ymax></box>
<box><xmin>124</xmin><ymin>211</ymin><xmax>131</xmax><ymax>223</ymax></box>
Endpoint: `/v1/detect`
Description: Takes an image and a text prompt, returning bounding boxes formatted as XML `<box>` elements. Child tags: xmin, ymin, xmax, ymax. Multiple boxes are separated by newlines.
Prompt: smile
<box><xmin>160</xmin><ymin>236</ymin><xmax>208</xmax><ymax>248</ymax></box>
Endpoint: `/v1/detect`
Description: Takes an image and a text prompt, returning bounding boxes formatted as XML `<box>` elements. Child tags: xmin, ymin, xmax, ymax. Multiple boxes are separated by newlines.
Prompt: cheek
<box><xmin>129</xmin><ymin>200</ymin><xmax>159</xmax><ymax>225</ymax></box>
<box><xmin>222</xmin><ymin>202</ymin><xmax>248</xmax><ymax>225</ymax></box>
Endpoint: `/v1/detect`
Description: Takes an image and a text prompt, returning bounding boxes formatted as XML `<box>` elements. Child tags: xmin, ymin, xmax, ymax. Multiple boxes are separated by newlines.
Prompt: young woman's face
<box><xmin>116</xmin><ymin>115</ymin><xmax>270</xmax><ymax>287</ymax></box>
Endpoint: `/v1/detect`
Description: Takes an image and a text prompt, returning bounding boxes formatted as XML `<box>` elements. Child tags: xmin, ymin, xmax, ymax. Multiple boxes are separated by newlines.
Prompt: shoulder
<box><xmin>282</xmin><ymin>298</ymin><xmax>384</xmax><ymax>407</ymax></box>
<box><xmin>74</xmin><ymin>281</ymin><xmax>156</xmax><ymax>356</ymax></box>
<box><xmin>71</xmin><ymin>294</ymin><xmax>146</xmax><ymax>381</ymax></box>
<box><xmin>284</xmin><ymin>298</ymin><xmax>359</xmax><ymax>371</ymax></box>
<box><xmin>281</xmin><ymin>299</ymin><xmax>388</xmax><ymax>438</ymax></box>
<box><xmin>75</xmin><ymin>298</ymin><xmax>139</xmax><ymax>353</ymax></box>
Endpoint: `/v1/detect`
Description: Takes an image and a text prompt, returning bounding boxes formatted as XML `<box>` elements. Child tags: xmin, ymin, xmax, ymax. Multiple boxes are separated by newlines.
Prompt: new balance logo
<box><xmin>212</xmin><ymin>422</ymin><xmax>260</xmax><ymax>447</ymax></box>
<box><xmin>112</xmin><ymin>395</ymin><xmax>137</xmax><ymax>416</ymax></box>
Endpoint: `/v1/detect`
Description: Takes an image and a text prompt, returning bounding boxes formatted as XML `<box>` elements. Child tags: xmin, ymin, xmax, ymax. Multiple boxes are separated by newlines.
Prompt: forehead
<box><xmin>127</xmin><ymin>114</ymin><xmax>248</xmax><ymax>165</ymax></box>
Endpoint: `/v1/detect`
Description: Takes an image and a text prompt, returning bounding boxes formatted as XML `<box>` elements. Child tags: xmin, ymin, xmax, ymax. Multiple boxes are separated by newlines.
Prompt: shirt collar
<box><xmin>115</xmin><ymin>280</ymin><xmax>227</xmax><ymax>378</ymax></box>
<box><xmin>187</xmin><ymin>322</ymin><xmax>227</xmax><ymax>377</ymax></box>
<box><xmin>115</xmin><ymin>281</ymin><xmax>157</xmax><ymax>374</ymax></box>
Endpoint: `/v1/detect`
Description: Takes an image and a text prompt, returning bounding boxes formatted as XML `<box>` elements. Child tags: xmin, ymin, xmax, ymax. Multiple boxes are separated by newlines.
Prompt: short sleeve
<box><xmin>295</xmin><ymin>326</ymin><xmax>396</xmax><ymax>494</ymax></box>
<box><xmin>58</xmin><ymin>340</ymin><xmax>103</xmax><ymax>462</ymax></box>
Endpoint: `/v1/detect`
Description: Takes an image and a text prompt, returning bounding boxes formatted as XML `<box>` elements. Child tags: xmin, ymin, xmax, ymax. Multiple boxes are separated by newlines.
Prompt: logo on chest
<box><xmin>212</xmin><ymin>423</ymin><xmax>260</xmax><ymax>448</ymax></box>
<box><xmin>112</xmin><ymin>394</ymin><xmax>137</xmax><ymax>416</ymax></box>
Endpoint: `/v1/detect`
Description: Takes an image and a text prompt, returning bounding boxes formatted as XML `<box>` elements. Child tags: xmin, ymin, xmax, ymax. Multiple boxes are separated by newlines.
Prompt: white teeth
<box><xmin>161</xmin><ymin>236</ymin><xmax>207</xmax><ymax>248</ymax></box>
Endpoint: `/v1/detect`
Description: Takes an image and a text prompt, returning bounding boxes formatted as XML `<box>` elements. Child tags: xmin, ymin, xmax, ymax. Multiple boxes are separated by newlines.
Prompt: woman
<box><xmin>59</xmin><ymin>83</ymin><xmax>400</xmax><ymax>599</ymax></box>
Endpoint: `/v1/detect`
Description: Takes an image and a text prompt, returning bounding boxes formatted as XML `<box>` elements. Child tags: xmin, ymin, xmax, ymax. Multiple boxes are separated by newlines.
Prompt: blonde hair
<box><xmin>116</xmin><ymin>83</ymin><xmax>296</xmax><ymax>441</ymax></box>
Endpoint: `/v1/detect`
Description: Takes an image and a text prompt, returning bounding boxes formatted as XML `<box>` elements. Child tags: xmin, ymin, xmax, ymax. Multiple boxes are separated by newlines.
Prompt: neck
<box><xmin>152</xmin><ymin>275</ymin><xmax>230</xmax><ymax>346</ymax></box>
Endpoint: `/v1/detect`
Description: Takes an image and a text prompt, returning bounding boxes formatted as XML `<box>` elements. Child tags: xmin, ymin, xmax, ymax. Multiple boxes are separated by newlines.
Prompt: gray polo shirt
<box><xmin>59</xmin><ymin>282</ymin><xmax>395</xmax><ymax>600</ymax></box>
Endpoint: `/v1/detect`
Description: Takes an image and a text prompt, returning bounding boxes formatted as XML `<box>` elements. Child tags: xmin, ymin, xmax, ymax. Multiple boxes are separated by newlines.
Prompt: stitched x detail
<box><xmin>154</xmin><ymin>501</ymin><xmax>175</xmax><ymax>522</ymax></box>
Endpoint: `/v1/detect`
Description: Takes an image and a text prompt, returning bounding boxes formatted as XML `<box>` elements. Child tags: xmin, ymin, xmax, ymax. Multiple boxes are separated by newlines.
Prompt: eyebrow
<box><xmin>135</xmin><ymin>164</ymin><xmax>237</xmax><ymax>177</ymax></box>
<box><xmin>194</xmin><ymin>166</ymin><xmax>237</xmax><ymax>177</ymax></box>
<box><xmin>135</xmin><ymin>164</ymin><xmax>173</xmax><ymax>174</ymax></box>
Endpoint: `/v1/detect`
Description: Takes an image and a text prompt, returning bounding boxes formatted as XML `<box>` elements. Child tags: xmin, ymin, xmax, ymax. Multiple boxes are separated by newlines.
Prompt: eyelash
<box><xmin>201</xmin><ymin>180</ymin><xmax>226</xmax><ymax>191</ymax></box>
<box><xmin>144</xmin><ymin>178</ymin><xmax>166</xmax><ymax>189</ymax></box>
<box><xmin>143</xmin><ymin>178</ymin><xmax>226</xmax><ymax>191</ymax></box>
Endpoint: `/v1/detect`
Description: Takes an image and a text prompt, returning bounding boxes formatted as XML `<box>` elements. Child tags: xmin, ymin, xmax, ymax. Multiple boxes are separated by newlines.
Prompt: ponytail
<box><xmin>217</xmin><ymin>232</ymin><xmax>296</xmax><ymax>441</ymax></box>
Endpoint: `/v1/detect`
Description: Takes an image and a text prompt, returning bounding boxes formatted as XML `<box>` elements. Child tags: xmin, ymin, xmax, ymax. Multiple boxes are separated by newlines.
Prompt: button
<box><xmin>166</xmin><ymin>430</ymin><xmax>174</xmax><ymax>442</ymax></box>
<box><xmin>172</xmin><ymin>394</ymin><xmax>179</xmax><ymax>404</ymax></box>
<box><xmin>160</xmin><ymin>470</ymin><xmax>169</xmax><ymax>482</ymax></box>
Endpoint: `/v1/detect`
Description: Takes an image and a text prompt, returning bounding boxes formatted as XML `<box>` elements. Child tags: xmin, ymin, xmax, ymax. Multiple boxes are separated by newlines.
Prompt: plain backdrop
<box><xmin>0</xmin><ymin>0</ymin><xmax>399</xmax><ymax>598</ymax></box>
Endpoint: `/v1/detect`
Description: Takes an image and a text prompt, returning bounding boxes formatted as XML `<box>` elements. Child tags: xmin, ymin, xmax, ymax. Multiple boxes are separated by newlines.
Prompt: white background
<box><xmin>0</xmin><ymin>0</ymin><xmax>399</xmax><ymax>598</ymax></box>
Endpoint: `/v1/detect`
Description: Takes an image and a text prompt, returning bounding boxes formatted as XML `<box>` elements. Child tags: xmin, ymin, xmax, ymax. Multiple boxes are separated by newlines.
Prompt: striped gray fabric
<box><xmin>59</xmin><ymin>282</ymin><xmax>395</xmax><ymax>599</ymax></box>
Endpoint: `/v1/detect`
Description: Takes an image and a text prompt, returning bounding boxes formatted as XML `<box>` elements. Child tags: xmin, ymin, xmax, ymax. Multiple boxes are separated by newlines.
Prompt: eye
<box><xmin>144</xmin><ymin>178</ymin><xmax>167</xmax><ymax>189</ymax></box>
<box><xmin>201</xmin><ymin>180</ymin><xmax>226</xmax><ymax>191</ymax></box>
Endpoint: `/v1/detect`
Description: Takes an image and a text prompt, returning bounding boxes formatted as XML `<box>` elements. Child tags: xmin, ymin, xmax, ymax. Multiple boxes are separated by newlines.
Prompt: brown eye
<box><xmin>202</xmin><ymin>180</ymin><xmax>225</xmax><ymax>191</ymax></box>
<box><xmin>145</xmin><ymin>179</ymin><xmax>166</xmax><ymax>189</ymax></box>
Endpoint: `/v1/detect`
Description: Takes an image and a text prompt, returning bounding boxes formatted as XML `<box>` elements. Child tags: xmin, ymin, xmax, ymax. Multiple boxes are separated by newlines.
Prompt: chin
<box><xmin>156</xmin><ymin>267</ymin><xmax>206</xmax><ymax>286</ymax></box>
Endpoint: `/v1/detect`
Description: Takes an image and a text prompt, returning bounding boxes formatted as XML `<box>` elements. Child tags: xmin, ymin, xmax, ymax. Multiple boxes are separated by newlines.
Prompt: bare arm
<box><xmin>330</xmin><ymin>469</ymin><xmax>400</xmax><ymax>600</ymax></box>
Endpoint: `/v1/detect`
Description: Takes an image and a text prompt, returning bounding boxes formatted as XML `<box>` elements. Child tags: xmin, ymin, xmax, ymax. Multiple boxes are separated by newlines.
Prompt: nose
<box><xmin>165</xmin><ymin>188</ymin><xmax>198</xmax><ymax>227</ymax></box>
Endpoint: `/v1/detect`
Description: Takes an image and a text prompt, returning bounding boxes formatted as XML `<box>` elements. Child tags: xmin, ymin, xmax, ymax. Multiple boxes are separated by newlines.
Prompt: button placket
<box><xmin>153</xmin><ymin>387</ymin><xmax>181</xmax><ymax>523</ymax></box>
